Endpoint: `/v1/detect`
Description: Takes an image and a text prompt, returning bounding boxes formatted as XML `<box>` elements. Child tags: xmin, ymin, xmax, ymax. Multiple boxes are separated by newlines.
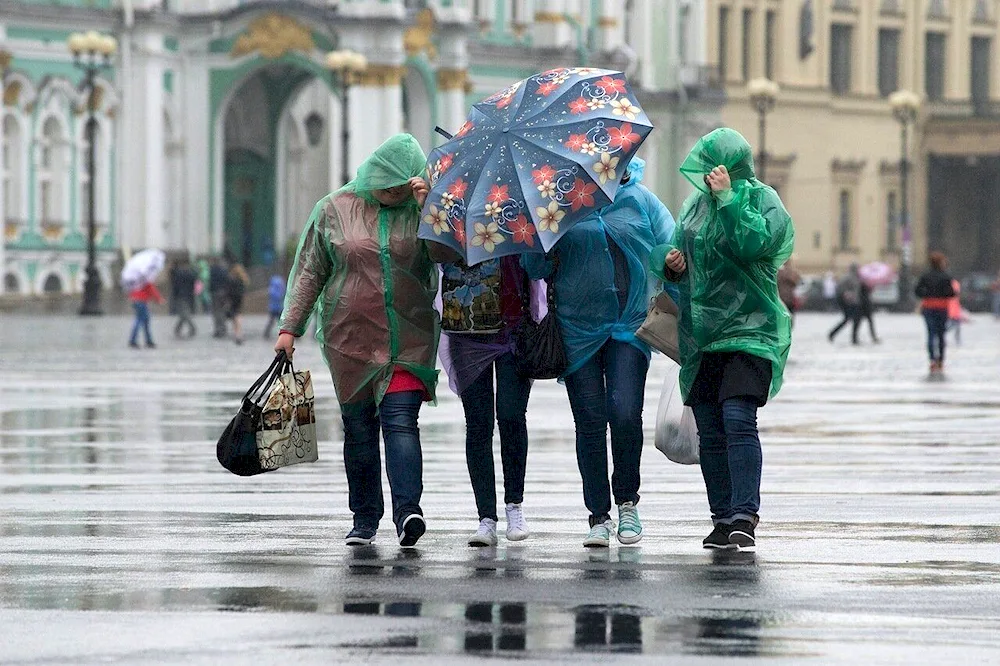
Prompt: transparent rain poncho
<box><xmin>522</xmin><ymin>157</ymin><xmax>676</xmax><ymax>377</ymax></box>
<box><xmin>280</xmin><ymin>134</ymin><xmax>441</xmax><ymax>409</ymax></box>
<box><xmin>650</xmin><ymin>128</ymin><xmax>795</xmax><ymax>402</ymax></box>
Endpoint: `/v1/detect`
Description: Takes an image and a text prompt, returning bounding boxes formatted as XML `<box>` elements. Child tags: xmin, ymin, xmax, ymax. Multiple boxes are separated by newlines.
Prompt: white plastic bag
<box><xmin>654</xmin><ymin>363</ymin><xmax>700</xmax><ymax>464</ymax></box>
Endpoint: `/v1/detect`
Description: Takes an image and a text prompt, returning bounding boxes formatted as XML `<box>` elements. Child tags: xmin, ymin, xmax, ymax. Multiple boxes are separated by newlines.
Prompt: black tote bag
<box><xmin>514</xmin><ymin>266</ymin><xmax>568</xmax><ymax>380</ymax></box>
<box><xmin>217</xmin><ymin>351</ymin><xmax>288</xmax><ymax>476</ymax></box>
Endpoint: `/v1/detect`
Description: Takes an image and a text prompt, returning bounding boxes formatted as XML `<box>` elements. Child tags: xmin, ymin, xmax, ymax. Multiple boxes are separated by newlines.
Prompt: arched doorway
<box><xmin>221</xmin><ymin>63</ymin><xmax>334</xmax><ymax>269</ymax></box>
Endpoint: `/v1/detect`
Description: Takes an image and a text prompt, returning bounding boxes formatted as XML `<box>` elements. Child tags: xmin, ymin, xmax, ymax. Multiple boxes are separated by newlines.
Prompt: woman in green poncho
<box><xmin>650</xmin><ymin>128</ymin><xmax>794</xmax><ymax>553</ymax></box>
<box><xmin>274</xmin><ymin>134</ymin><xmax>449</xmax><ymax>549</ymax></box>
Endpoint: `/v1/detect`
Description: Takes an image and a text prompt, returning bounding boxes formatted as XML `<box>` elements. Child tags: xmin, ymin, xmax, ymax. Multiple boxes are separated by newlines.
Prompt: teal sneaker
<box><xmin>583</xmin><ymin>519</ymin><xmax>614</xmax><ymax>548</ymax></box>
<box><xmin>616</xmin><ymin>502</ymin><xmax>643</xmax><ymax>544</ymax></box>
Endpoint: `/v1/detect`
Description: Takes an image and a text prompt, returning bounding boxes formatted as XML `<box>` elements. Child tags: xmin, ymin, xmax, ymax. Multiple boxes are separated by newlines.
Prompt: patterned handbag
<box><xmin>441</xmin><ymin>259</ymin><xmax>504</xmax><ymax>334</ymax></box>
<box><xmin>257</xmin><ymin>358</ymin><xmax>319</xmax><ymax>471</ymax></box>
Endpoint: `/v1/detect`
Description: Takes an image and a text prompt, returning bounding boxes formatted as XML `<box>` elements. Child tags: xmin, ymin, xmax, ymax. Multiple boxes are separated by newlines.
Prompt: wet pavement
<box><xmin>1</xmin><ymin>312</ymin><xmax>999</xmax><ymax>664</ymax></box>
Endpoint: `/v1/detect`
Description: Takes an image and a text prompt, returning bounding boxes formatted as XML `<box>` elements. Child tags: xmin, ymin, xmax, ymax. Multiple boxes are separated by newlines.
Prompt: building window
<box><xmin>878</xmin><ymin>29</ymin><xmax>900</xmax><ymax>97</ymax></box>
<box><xmin>974</xmin><ymin>0</ymin><xmax>989</xmax><ymax>22</ymax></box>
<box><xmin>838</xmin><ymin>189</ymin><xmax>853</xmax><ymax>250</ymax></box>
<box><xmin>741</xmin><ymin>9</ymin><xmax>753</xmax><ymax>81</ymax></box>
<box><xmin>765</xmin><ymin>11</ymin><xmax>776</xmax><ymax>79</ymax></box>
<box><xmin>718</xmin><ymin>6</ymin><xmax>730</xmax><ymax>81</ymax></box>
<box><xmin>971</xmin><ymin>36</ymin><xmax>991</xmax><ymax>115</ymax></box>
<box><xmin>886</xmin><ymin>191</ymin><xmax>898</xmax><ymax>251</ymax></box>
<box><xmin>2</xmin><ymin>115</ymin><xmax>22</xmax><ymax>224</ymax></box>
<box><xmin>928</xmin><ymin>0</ymin><xmax>946</xmax><ymax>18</ymax></box>
<box><xmin>830</xmin><ymin>24</ymin><xmax>853</xmax><ymax>95</ymax></box>
<box><xmin>925</xmin><ymin>32</ymin><xmax>946</xmax><ymax>101</ymax></box>
<box><xmin>38</xmin><ymin>117</ymin><xmax>67</xmax><ymax>234</ymax></box>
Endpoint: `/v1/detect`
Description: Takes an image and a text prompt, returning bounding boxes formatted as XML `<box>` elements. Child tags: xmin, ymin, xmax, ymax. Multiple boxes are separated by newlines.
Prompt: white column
<box><xmin>436</xmin><ymin>32</ymin><xmax>469</xmax><ymax>142</ymax></box>
<box><xmin>181</xmin><ymin>54</ymin><xmax>211</xmax><ymax>255</ymax></box>
<box><xmin>534</xmin><ymin>0</ymin><xmax>575</xmax><ymax>48</ymax></box>
<box><xmin>597</xmin><ymin>0</ymin><xmax>625</xmax><ymax>52</ymax></box>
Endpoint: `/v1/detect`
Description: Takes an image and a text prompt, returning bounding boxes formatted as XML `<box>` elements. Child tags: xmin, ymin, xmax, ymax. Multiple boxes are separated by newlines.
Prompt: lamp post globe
<box><xmin>747</xmin><ymin>78</ymin><xmax>779</xmax><ymax>182</ymax></box>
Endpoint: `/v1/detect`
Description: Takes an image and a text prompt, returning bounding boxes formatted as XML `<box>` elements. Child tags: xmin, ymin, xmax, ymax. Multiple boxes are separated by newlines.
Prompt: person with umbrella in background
<box><xmin>828</xmin><ymin>264</ymin><xmax>862</xmax><ymax>345</ymax></box>
<box><xmin>651</xmin><ymin>128</ymin><xmax>794</xmax><ymax>552</ymax></box>
<box><xmin>122</xmin><ymin>249</ymin><xmax>168</xmax><ymax>349</ymax></box>
<box><xmin>274</xmin><ymin>134</ymin><xmax>450</xmax><ymax>549</ymax></box>
<box><xmin>419</xmin><ymin>68</ymin><xmax>658</xmax><ymax>548</ymax></box>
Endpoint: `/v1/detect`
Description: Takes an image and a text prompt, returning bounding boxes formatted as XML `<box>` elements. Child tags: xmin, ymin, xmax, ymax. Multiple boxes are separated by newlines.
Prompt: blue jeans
<box><xmin>565</xmin><ymin>340</ymin><xmax>649</xmax><ymax>521</ymax></box>
<box><xmin>461</xmin><ymin>352</ymin><xmax>532</xmax><ymax>521</ymax></box>
<box><xmin>129</xmin><ymin>302</ymin><xmax>153</xmax><ymax>346</ymax></box>
<box><xmin>922</xmin><ymin>309</ymin><xmax>948</xmax><ymax>362</ymax></box>
<box><xmin>691</xmin><ymin>398</ymin><xmax>761</xmax><ymax>524</ymax></box>
<box><xmin>341</xmin><ymin>391</ymin><xmax>423</xmax><ymax>532</ymax></box>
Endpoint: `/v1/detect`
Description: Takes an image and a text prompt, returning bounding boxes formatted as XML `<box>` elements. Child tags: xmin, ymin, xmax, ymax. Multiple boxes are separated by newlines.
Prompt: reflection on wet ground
<box><xmin>2</xmin><ymin>314</ymin><xmax>1000</xmax><ymax>662</ymax></box>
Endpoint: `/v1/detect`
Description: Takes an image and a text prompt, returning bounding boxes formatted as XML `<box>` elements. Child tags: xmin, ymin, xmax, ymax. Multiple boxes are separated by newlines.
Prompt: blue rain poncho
<box><xmin>650</xmin><ymin>128</ymin><xmax>795</xmax><ymax>402</ymax></box>
<box><xmin>521</xmin><ymin>158</ymin><xmax>675</xmax><ymax>377</ymax></box>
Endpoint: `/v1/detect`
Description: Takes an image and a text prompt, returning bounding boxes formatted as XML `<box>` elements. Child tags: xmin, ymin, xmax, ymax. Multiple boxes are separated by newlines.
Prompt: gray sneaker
<box><xmin>583</xmin><ymin>519</ymin><xmax>614</xmax><ymax>548</ymax></box>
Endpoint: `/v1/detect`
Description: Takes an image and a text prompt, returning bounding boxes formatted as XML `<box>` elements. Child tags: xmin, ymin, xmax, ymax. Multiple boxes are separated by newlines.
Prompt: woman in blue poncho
<box><xmin>522</xmin><ymin>157</ymin><xmax>675</xmax><ymax>548</ymax></box>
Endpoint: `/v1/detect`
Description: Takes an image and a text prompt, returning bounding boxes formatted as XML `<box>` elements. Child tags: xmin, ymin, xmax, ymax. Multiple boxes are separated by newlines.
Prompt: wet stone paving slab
<box><xmin>1</xmin><ymin>312</ymin><xmax>999</xmax><ymax>664</ymax></box>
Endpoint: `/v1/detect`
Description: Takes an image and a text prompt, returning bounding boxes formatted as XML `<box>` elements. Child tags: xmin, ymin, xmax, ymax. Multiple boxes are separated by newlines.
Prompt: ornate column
<box><xmin>350</xmin><ymin>64</ymin><xmax>406</xmax><ymax>166</ymax></box>
<box><xmin>533</xmin><ymin>0</ymin><xmax>575</xmax><ymax>49</ymax></box>
<box><xmin>436</xmin><ymin>68</ymin><xmax>469</xmax><ymax>139</ymax></box>
<box><xmin>596</xmin><ymin>0</ymin><xmax>625</xmax><ymax>53</ymax></box>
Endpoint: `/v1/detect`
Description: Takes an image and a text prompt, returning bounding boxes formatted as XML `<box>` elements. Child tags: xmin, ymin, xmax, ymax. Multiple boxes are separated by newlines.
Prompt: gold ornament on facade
<box><xmin>354</xmin><ymin>64</ymin><xmax>405</xmax><ymax>87</ymax></box>
<box><xmin>534</xmin><ymin>12</ymin><xmax>565</xmax><ymax>24</ymax></box>
<box><xmin>598</xmin><ymin>17</ymin><xmax>619</xmax><ymax>28</ymax></box>
<box><xmin>436</xmin><ymin>68</ymin><xmax>468</xmax><ymax>92</ymax></box>
<box><xmin>231</xmin><ymin>14</ymin><xmax>315</xmax><ymax>60</ymax></box>
<box><xmin>3</xmin><ymin>80</ymin><xmax>22</xmax><ymax>107</ymax></box>
<box><xmin>404</xmin><ymin>8</ymin><xmax>437</xmax><ymax>59</ymax></box>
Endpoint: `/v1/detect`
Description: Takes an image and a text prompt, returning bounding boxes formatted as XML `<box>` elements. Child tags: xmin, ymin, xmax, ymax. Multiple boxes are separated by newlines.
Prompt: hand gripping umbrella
<box><xmin>419</xmin><ymin>68</ymin><xmax>653</xmax><ymax>265</ymax></box>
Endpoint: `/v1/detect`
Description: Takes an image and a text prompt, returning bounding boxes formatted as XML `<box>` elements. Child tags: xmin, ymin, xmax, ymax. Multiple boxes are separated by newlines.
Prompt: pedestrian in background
<box><xmin>915</xmin><ymin>251</ymin><xmax>956</xmax><ymax>374</ymax></box>
<box><xmin>196</xmin><ymin>258</ymin><xmax>212</xmax><ymax>314</ymax></box>
<box><xmin>170</xmin><ymin>255</ymin><xmax>198</xmax><ymax>339</ymax></box>
<box><xmin>438</xmin><ymin>255</ymin><xmax>536</xmax><ymax>548</ymax></box>
<box><xmin>858</xmin><ymin>280</ymin><xmax>880</xmax><ymax>344</ymax></box>
<box><xmin>128</xmin><ymin>279</ymin><xmax>165</xmax><ymax>349</ymax></box>
<box><xmin>652</xmin><ymin>128</ymin><xmax>794</xmax><ymax>553</ymax></box>
<box><xmin>227</xmin><ymin>263</ymin><xmax>249</xmax><ymax>345</ymax></box>
<box><xmin>822</xmin><ymin>271</ymin><xmax>838</xmax><ymax>311</ymax></box>
<box><xmin>991</xmin><ymin>268</ymin><xmax>1000</xmax><ymax>319</ymax></box>
<box><xmin>777</xmin><ymin>258</ymin><xmax>801</xmax><ymax>328</ymax></box>
<box><xmin>209</xmin><ymin>257</ymin><xmax>230</xmax><ymax>338</ymax></box>
<box><xmin>274</xmin><ymin>134</ymin><xmax>446</xmax><ymax>549</ymax></box>
<box><xmin>828</xmin><ymin>265</ymin><xmax>861</xmax><ymax>344</ymax></box>
<box><xmin>947</xmin><ymin>278</ymin><xmax>965</xmax><ymax>345</ymax></box>
<box><xmin>523</xmin><ymin>157</ymin><xmax>675</xmax><ymax>549</ymax></box>
<box><xmin>263</xmin><ymin>275</ymin><xmax>286</xmax><ymax>339</ymax></box>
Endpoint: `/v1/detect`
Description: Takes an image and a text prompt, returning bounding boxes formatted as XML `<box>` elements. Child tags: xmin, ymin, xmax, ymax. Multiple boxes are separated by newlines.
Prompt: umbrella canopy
<box><xmin>858</xmin><ymin>261</ymin><xmax>896</xmax><ymax>287</ymax></box>
<box><xmin>121</xmin><ymin>248</ymin><xmax>166</xmax><ymax>292</ymax></box>
<box><xmin>420</xmin><ymin>68</ymin><xmax>653</xmax><ymax>265</ymax></box>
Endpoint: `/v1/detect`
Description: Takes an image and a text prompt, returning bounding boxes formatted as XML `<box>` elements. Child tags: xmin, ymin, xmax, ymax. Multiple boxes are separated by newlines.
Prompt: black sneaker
<box><xmin>345</xmin><ymin>526</ymin><xmax>377</xmax><ymax>546</ymax></box>
<box><xmin>728</xmin><ymin>520</ymin><xmax>756</xmax><ymax>552</ymax></box>
<box><xmin>702</xmin><ymin>523</ymin><xmax>736</xmax><ymax>549</ymax></box>
<box><xmin>397</xmin><ymin>514</ymin><xmax>426</xmax><ymax>548</ymax></box>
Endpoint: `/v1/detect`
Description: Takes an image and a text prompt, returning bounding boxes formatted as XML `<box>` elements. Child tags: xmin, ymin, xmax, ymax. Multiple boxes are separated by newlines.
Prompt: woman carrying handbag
<box><xmin>522</xmin><ymin>158</ymin><xmax>675</xmax><ymax>548</ymax></box>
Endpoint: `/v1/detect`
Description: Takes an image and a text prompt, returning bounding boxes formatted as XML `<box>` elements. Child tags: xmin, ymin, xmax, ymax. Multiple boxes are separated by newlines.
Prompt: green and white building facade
<box><xmin>0</xmin><ymin>0</ymin><xmax>721</xmax><ymax>296</ymax></box>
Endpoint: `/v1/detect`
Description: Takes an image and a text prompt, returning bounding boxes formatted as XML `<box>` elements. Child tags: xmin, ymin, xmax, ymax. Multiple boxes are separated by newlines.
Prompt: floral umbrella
<box><xmin>419</xmin><ymin>68</ymin><xmax>653</xmax><ymax>265</ymax></box>
<box><xmin>858</xmin><ymin>261</ymin><xmax>897</xmax><ymax>287</ymax></box>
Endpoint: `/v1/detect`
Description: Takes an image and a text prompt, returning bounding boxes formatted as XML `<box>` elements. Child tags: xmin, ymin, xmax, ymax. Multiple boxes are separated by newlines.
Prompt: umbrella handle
<box><xmin>434</xmin><ymin>126</ymin><xmax>454</xmax><ymax>140</ymax></box>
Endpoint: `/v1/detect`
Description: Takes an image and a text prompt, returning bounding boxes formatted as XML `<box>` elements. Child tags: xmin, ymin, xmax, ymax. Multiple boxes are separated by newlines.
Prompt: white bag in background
<box><xmin>654</xmin><ymin>363</ymin><xmax>700</xmax><ymax>465</ymax></box>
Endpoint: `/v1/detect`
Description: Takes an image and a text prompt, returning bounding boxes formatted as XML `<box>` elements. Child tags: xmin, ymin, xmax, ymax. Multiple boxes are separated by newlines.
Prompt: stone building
<box><xmin>705</xmin><ymin>0</ymin><xmax>1000</xmax><ymax>276</ymax></box>
<box><xmin>0</xmin><ymin>0</ymin><xmax>722</xmax><ymax>296</ymax></box>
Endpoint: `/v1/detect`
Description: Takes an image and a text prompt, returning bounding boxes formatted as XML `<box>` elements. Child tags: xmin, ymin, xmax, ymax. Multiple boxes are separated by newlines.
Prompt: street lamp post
<box><xmin>325</xmin><ymin>49</ymin><xmax>368</xmax><ymax>186</ymax></box>
<box><xmin>748</xmin><ymin>78</ymin><xmax>780</xmax><ymax>182</ymax></box>
<box><xmin>889</xmin><ymin>90</ymin><xmax>921</xmax><ymax>311</ymax></box>
<box><xmin>69</xmin><ymin>30</ymin><xmax>117</xmax><ymax>316</ymax></box>
<box><xmin>0</xmin><ymin>47</ymin><xmax>11</xmax><ymax>297</ymax></box>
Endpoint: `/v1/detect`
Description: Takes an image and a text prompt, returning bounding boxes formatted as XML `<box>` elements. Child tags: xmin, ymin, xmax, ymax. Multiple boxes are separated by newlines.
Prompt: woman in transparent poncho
<box><xmin>274</xmin><ymin>134</ymin><xmax>449</xmax><ymax>548</ymax></box>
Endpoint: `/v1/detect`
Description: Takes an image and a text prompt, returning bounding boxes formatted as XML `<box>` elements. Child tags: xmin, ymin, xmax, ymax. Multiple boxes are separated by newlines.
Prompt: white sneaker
<box><xmin>505</xmin><ymin>503</ymin><xmax>530</xmax><ymax>541</ymax></box>
<box><xmin>468</xmin><ymin>518</ymin><xmax>498</xmax><ymax>547</ymax></box>
<box><xmin>583</xmin><ymin>519</ymin><xmax>614</xmax><ymax>548</ymax></box>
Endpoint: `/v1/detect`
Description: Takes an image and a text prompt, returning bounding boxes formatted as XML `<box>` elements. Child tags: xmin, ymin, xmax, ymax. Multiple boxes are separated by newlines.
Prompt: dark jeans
<box><xmin>174</xmin><ymin>300</ymin><xmax>196</xmax><ymax>339</ymax></box>
<box><xmin>828</xmin><ymin>305</ymin><xmax>861</xmax><ymax>343</ymax></box>
<box><xmin>129</xmin><ymin>302</ymin><xmax>153</xmax><ymax>346</ymax></box>
<box><xmin>565</xmin><ymin>339</ymin><xmax>649</xmax><ymax>522</ymax></box>
<box><xmin>923</xmin><ymin>309</ymin><xmax>948</xmax><ymax>362</ymax></box>
<box><xmin>691</xmin><ymin>398</ymin><xmax>762</xmax><ymax>524</ymax></box>
<box><xmin>461</xmin><ymin>352</ymin><xmax>531</xmax><ymax>521</ymax></box>
<box><xmin>341</xmin><ymin>391</ymin><xmax>423</xmax><ymax>532</ymax></box>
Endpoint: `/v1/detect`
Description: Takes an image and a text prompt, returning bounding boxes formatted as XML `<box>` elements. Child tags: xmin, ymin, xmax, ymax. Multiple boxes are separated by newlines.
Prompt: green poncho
<box><xmin>650</xmin><ymin>128</ymin><xmax>795</xmax><ymax>402</ymax></box>
<box><xmin>280</xmin><ymin>134</ymin><xmax>440</xmax><ymax>409</ymax></box>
